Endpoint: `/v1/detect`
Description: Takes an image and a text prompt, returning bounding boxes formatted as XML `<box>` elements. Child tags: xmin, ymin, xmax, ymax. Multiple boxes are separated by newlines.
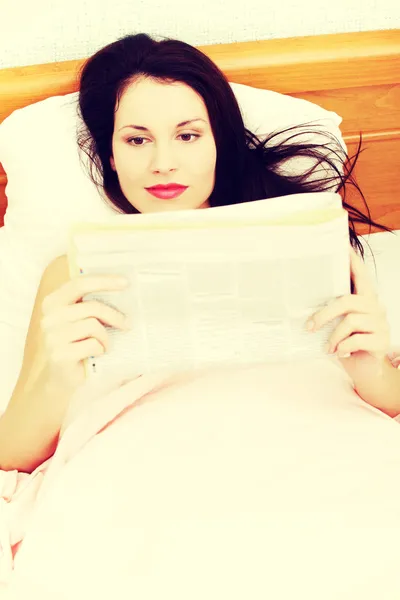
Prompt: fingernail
<box><xmin>338</xmin><ymin>352</ymin><xmax>351</xmax><ymax>358</ymax></box>
<box><xmin>306</xmin><ymin>320</ymin><xmax>315</xmax><ymax>332</ymax></box>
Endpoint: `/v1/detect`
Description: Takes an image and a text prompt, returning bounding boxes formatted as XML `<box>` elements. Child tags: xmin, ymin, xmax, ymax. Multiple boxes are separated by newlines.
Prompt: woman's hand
<box><xmin>40</xmin><ymin>274</ymin><xmax>130</xmax><ymax>395</ymax></box>
<box><xmin>305</xmin><ymin>243</ymin><xmax>391</xmax><ymax>364</ymax></box>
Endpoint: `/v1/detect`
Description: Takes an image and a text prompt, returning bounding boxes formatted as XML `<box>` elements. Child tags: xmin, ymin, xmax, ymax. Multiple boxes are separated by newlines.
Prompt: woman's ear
<box><xmin>110</xmin><ymin>156</ymin><xmax>116</xmax><ymax>171</ymax></box>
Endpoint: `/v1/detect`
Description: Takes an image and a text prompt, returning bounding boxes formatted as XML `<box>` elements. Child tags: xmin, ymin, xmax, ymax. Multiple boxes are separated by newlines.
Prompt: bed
<box><xmin>1</xmin><ymin>28</ymin><xmax>400</xmax><ymax>599</ymax></box>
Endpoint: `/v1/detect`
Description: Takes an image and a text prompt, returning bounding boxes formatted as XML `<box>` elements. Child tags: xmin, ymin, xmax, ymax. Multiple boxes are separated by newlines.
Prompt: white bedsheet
<box><xmin>2</xmin><ymin>359</ymin><xmax>400</xmax><ymax>599</ymax></box>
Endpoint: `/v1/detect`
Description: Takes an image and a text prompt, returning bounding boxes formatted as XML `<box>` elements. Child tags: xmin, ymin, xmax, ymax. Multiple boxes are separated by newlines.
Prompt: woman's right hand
<box><xmin>39</xmin><ymin>274</ymin><xmax>130</xmax><ymax>394</ymax></box>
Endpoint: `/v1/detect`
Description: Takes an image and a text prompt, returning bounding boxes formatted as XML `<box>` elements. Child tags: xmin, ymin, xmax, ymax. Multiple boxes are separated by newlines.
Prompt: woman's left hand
<box><xmin>305</xmin><ymin>243</ymin><xmax>391</xmax><ymax>362</ymax></box>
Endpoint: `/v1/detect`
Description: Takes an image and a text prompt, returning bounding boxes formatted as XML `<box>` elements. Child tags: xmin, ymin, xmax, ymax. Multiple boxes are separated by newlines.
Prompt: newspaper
<box><xmin>67</xmin><ymin>192</ymin><xmax>351</xmax><ymax>380</ymax></box>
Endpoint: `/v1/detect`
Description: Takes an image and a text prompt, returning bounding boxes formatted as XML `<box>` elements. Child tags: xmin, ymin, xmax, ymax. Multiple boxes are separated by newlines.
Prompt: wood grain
<box><xmin>344</xmin><ymin>137</ymin><xmax>400</xmax><ymax>234</ymax></box>
<box><xmin>0</xmin><ymin>29</ymin><xmax>399</xmax><ymax>230</ymax></box>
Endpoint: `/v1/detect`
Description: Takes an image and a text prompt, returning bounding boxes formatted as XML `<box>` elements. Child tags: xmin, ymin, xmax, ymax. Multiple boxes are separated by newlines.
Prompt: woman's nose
<box><xmin>151</xmin><ymin>143</ymin><xmax>178</xmax><ymax>173</ymax></box>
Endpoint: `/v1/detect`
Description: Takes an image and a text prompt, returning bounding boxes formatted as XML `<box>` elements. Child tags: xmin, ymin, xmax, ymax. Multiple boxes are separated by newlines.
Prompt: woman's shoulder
<box><xmin>41</xmin><ymin>254</ymin><xmax>71</xmax><ymax>290</ymax></box>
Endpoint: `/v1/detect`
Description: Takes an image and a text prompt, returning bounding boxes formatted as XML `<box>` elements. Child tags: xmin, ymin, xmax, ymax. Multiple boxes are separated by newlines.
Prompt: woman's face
<box><xmin>111</xmin><ymin>77</ymin><xmax>217</xmax><ymax>213</ymax></box>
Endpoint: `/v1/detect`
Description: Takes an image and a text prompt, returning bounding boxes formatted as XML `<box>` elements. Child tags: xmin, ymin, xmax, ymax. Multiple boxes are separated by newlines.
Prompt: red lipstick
<box><xmin>145</xmin><ymin>184</ymin><xmax>188</xmax><ymax>200</ymax></box>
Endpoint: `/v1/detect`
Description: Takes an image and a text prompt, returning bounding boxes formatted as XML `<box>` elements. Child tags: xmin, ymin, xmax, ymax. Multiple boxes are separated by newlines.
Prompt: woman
<box><xmin>0</xmin><ymin>33</ymin><xmax>397</xmax><ymax>475</ymax></box>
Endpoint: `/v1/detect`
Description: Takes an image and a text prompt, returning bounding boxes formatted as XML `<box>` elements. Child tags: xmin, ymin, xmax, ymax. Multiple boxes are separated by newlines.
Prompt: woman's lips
<box><xmin>145</xmin><ymin>187</ymin><xmax>188</xmax><ymax>200</ymax></box>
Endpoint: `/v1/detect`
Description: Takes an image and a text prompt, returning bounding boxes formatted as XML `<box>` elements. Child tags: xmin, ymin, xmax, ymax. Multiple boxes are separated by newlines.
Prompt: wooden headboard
<box><xmin>0</xmin><ymin>29</ymin><xmax>399</xmax><ymax>234</ymax></box>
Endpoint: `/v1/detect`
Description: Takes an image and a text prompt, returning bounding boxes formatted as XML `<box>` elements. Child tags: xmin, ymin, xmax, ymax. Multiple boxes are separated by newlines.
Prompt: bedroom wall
<box><xmin>1</xmin><ymin>0</ymin><xmax>399</xmax><ymax>69</ymax></box>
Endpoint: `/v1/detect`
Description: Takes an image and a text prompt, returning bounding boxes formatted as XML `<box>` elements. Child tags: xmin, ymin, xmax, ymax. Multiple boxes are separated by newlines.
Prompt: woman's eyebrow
<box><xmin>119</xmin><ymin>118</ymin><xmax>207</xmax><ymax>132</ymax></box>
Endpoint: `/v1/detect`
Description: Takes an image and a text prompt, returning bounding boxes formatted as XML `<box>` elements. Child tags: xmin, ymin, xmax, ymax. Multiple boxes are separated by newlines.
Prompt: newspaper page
<box><xmin>75</xmin><ymin>190</ymin><xmax>342</xmax><ymax>231</ymax></box>
<box><xmin>68</xmin><ymin>193</ymin><xmax>351</xmax><ymax>380</ymax></box>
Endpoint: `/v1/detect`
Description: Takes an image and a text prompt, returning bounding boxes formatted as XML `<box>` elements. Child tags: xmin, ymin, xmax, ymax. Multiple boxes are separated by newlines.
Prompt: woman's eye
<box><xmin>179</xmin><ymin>133</ymin><xmax>199</xmax><ymax>142</ymax></box>
<box><xmin>127</xmin><ymin>133</ymin><xmax>200</xmax><ymax>145</ymax></box>
<box><xmin>128</xmin><ymin>137</ymin><xmax>146</xmax><ymax>145</ymax></box>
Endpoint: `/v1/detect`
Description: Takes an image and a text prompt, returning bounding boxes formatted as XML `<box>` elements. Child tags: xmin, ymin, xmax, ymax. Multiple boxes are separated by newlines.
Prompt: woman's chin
<box><xmin>132</xmin><ymin>197</ymin><xmax>209</xmax><ymax>213</ymax></box>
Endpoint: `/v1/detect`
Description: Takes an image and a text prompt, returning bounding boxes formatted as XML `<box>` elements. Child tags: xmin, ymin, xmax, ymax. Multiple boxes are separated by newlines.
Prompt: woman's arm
<box><xmin>340</xmin><ymin>355</ymin><xmax>400</xmax><ymax>419</ymax></box>
<box><xmin>0</xmin><ymin>255</ymin><xmax>72</xmax><ymax>473</ymax></box>
<box><xmin>307</xmin><ymin>244</ymin><xmax>400</xmax><ymax>419</ymax></box>
<box><xmin>0</xmin><ymin>255</ymin><xmax>129</xmax><ymax>474</ymax></box>
<box><xmin>0</xmin><ymin>366</ymin><xmax>71</xmax><ymax>473</ymax></box>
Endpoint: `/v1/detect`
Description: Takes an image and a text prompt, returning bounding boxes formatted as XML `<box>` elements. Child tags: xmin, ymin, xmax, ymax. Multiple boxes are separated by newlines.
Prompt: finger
<box><xmin>42</xmin><ymin>275</ymin><xmax>130</xmax><ymax>314</ymax></box>
<box><xmin>52</xmin><ymin>337</ymin><xmax>106</xmax><ymax>365</ymax></box>
<box><xmin>349</xmin><ymin>244</ymin><xmax>375</xmax><ymax>298</ymax></box>
<box><xmin>42</xmin><ymin>300</ymin><xmax>129</xmax><ymax>331</ymax></box>
<box><xmin>47</xmin><ymin>318</ymin><xmax>110</xmax><ymax>354</ymax></box>
<box><xmin>307</xmin><ymin>294</ymin><xmax>375</xmax><ymax>331</ymax></box>
<box><xmin>335</xmin><ymin>332</ymin><xmax>387</xmax><ymax>360</ymax></box>
<box><xmin>325</xmin><ymin>312</ymin><xmax>384</xmax><ymax>354</ymax></box>
<box><xmin>388</xmin><ymin>349</ymin><xmax>400</xmax><ymax>361</ymax></box>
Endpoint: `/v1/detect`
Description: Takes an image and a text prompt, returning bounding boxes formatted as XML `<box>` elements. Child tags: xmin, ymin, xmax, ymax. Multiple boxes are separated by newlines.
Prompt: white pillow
<box><xmin>0</xmin><ymin>83</ymin><xmax>347</xmax><ymax>409</ymax></box>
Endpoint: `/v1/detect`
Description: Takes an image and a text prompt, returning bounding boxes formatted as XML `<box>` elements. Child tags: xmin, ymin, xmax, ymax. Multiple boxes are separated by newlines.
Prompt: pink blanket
<box><xmin>2</xmin><ymin>355</ymin><xmax>400</xmax><ymax>599</ymax></box>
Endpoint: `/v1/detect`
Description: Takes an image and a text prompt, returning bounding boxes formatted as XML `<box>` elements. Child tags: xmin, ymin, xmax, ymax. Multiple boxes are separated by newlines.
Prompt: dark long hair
<box><xmin>77</xmin><ymin>33</ymin><xmax>396</xmax><ymax>292</ymax></box>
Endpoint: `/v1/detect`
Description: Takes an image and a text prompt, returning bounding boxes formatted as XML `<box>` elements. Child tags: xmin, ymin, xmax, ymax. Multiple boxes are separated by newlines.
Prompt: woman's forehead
<box><xmin>115</xmin><ymin>78</ymin><xmax>208</xmax><ymax>123</ymax></box>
